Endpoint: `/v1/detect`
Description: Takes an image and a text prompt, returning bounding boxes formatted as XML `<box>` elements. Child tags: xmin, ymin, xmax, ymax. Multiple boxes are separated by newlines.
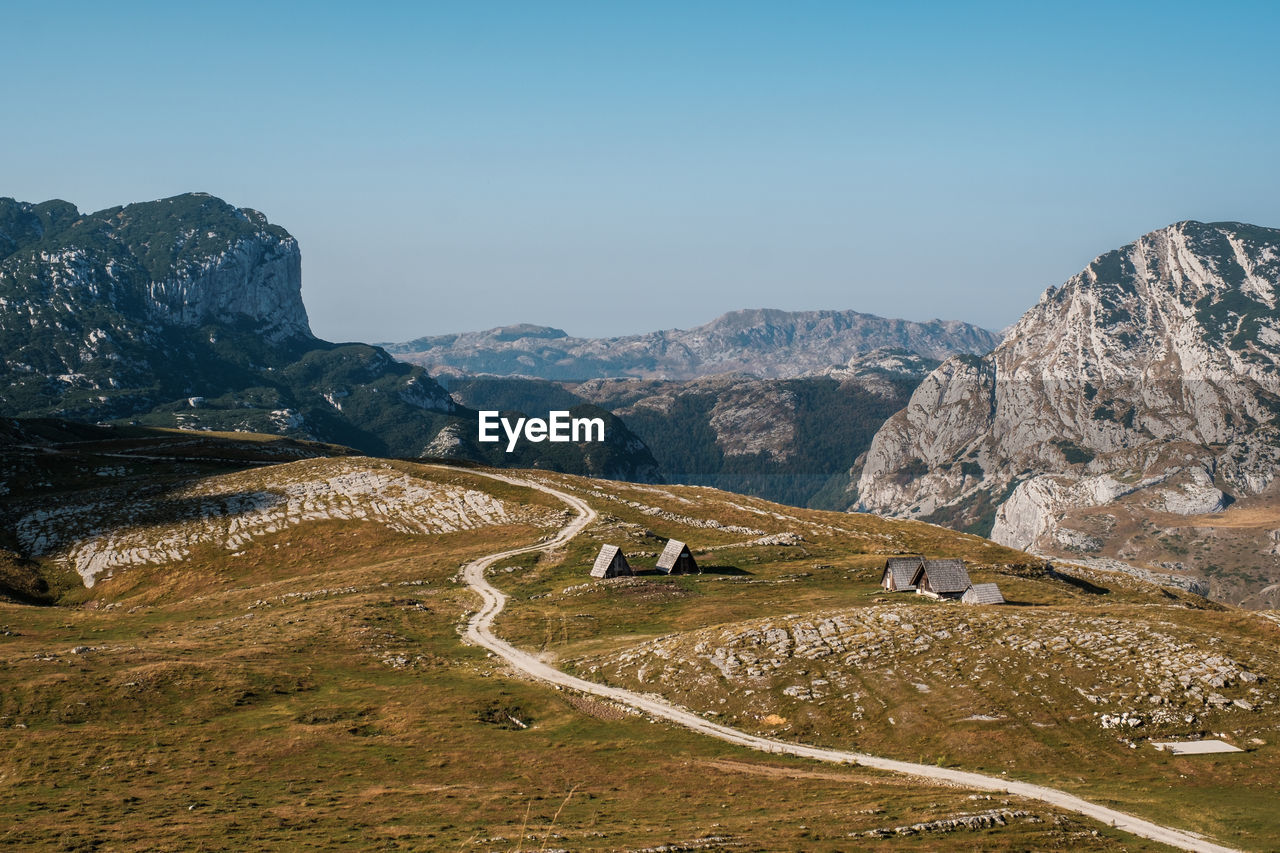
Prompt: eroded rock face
<box><xmin>0</xmin><ymin>194</ymin><xmax>664</xmax><ymax>481</ymax></box>
<box><xmin>142</xmin><ymin>233</ymin><xmax>308</xmax><ymax>343</ymax></box>
<box><xmin>1</xmin><ymin>193</ymin><xmax>311</xmax><ymax>347</ymax></box>
<box><xmin>857</xmin><ymin>221</ymin><xmax>1280</xmax><ymax>557</ymax></box>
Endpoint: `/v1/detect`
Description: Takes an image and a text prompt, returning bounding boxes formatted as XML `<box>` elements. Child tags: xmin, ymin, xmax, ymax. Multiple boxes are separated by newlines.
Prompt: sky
<box><xmin>4</xmin><ymin>1</ymin><xmax>1280</xmax><ymax>343</ymax></box>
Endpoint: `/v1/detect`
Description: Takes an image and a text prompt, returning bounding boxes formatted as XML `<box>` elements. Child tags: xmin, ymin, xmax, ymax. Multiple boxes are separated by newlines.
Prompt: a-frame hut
<box><xmin>881</xmin><ymin>556</ymin><xmax>923</xmax><ymax>591</ymax></box>
<box><xmin>656</xmin><ymin>539</ymin><xmax>698</xmax><ymax>575</ymax></box>
<box><xmin>910</xmin><ymin>558</ymin><xmax>972</xmax><ymax>599</ymax></box>
<box><xmin>962</xmin><ymin>582</ymin><xmax>1005</xmax><ymax>605</ymax></box>
<box><xmin>590</xmin><ymin>544</ymin><xmax>632</xmax><ymax>579</ymax></box>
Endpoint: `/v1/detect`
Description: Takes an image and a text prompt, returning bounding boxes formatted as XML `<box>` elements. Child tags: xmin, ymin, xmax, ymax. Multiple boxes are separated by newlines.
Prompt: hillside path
<box><xmin>450</xmin><ymin>467</ymin><xmax>1243</xmax><ymax>853</ymax></box>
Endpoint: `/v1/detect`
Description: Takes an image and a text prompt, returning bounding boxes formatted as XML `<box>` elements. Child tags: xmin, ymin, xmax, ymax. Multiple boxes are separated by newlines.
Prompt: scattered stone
<box><xmin>857</xmin><ymin>809</ymin><xmax>1030</xmax><ymax>838</ymax></box>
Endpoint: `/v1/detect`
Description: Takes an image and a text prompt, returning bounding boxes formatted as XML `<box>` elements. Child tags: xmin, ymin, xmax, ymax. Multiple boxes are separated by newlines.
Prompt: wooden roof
<box><xmin>963</xmin><ymin>582</ymin><xmax>1005</xmax><ymax>605</ymax></box>
<box><xmin>656</xmin><ymin>538</ymin><xmax>693</xmax><ymax>571</ymax></box>
<box><xmin>912</xmin><ymin>558</ymin><xmax>971</xmax><ymax>594</ymax></box>
<box><xmin>590</xmin><ymin>544</ymin><xmax>629</xmax><ymax>578</ymax></box>
<box><xmin>882</xmin><ymin>556</ymin><xmax>923</xmax><ymax>589</ymax></box>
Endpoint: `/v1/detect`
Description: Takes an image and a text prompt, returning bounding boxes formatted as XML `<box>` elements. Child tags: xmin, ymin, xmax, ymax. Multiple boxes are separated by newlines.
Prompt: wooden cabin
<box><xmin>656</xmin><ymin>539</ymin><xmax>698</xmax><ymax>575</ymax></box>
<box><xmin>910</xmin><ymin>559</ymin><xmax>972</xmax><ymax>599</ymax></box>
<box><xmin>881</xmin><ymin>556</ymin><xmax>924</xmax><ymax>591</ymax></box>
<box><xmin>590</xmin><ymin>544</ymin><xmax>632</xmax><ymax>579</ymax></box>
<box><xmin>962</xmin><ymin>582</ymin><xmax>1005</xmax><ymax>605</ymax></box>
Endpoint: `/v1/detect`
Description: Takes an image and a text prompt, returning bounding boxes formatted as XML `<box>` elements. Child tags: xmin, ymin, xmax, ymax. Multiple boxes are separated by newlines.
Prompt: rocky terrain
<box><xmin>581</xmin><ymin>602</ymin><xmax>1276</xmax><ymax>736</ymax></box>
<box><xmin>3</xmin><ymin>426</ymin><xmax>1278</xmax><ymax>849</ymax></box>
<box><xmin>14</xmin><ymin>458</ymin><xmax>528</xmax><ymax>589</ymax></box>
<box><xmin>855</xmin><ymin>221</ymin><xmax>1280</xmax><ymax>604</ymax></box>
<box><xmin>386</xmin><ymin>309</ymin><xmax>998</xmax><ymax>380</ymax></box>
<box><xmin>443</xmin><ymin>360</ymin><xmax>924</xmax><ymax>509</ymax></box>
<box><xmin>0</xmin><ymin>193</ymin><xmax>660</xmax><ymax>480</ymax></box>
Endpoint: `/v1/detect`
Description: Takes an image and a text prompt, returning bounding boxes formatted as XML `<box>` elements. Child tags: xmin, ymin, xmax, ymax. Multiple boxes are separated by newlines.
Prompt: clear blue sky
<box><xmin>5</xmin><ymin>1</ymin><xmax>1280</xmax><ymax>342</ymax></box>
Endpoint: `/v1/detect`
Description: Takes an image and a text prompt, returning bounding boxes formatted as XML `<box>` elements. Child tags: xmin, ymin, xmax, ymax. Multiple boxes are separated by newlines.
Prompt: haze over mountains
<box><xmin>385</xmin><ymin>309</ymin><xmax>999</xmax><ymax>380</ymax></box>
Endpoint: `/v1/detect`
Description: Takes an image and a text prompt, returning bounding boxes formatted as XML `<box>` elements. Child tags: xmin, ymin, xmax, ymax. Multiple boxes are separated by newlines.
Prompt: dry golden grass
<box><xmin>0</xmin><ymin>431</ymin><xmax>1252</xmax><ymax>850</ymax></box>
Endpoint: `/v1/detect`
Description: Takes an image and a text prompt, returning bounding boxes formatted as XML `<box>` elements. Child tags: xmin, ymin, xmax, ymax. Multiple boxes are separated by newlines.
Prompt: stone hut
<box><xmin>590</xmin><ymin>544</ymin><xmax>632</xmax><ymax>579</ymax></box>
<box><xmin>656</xmin><ymin>539</ymin><xmax>698</xmax><ymax>575</ymax></box>
<box><xmin>911</xmin><ymin>559</ymin><xmax>972</xmax><ymax>599</ymax></box>
<box><xmin>880</xmin><ymin>556</ymin><xmax>923</xmax><ymax>591</ymax></box>
<box><xmin>962</xmin><ymin>582</ymin><xmax>1005</xmax><ymax>605</ymax></box>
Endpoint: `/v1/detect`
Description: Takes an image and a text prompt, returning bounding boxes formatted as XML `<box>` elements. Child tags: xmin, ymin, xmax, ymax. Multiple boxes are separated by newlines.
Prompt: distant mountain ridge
<box><xmin>0</xmin><ymin>193</ymin><xmax>660</xmax><ymax>481</ymax></box>
<box><xmin>385</xmin><ymin>308</ymin><xmax>999</xmax><ymax>380</ymax></box>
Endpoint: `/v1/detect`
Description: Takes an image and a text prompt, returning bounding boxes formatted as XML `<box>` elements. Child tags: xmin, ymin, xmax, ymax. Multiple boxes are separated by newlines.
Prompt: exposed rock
<box><xmin>387</xmin><ymin>309</ymin><xmax>998</xmax><ymax>380</ymax></box>
<box><xmin>856</xmin><ymin>221</ymin><xmax>1280</xmax><ymax>600</ymax></box>
<box><xmin>0</xmin><ymin>193</ymin><xmax>658</xmax><ymax>481</ymax></box>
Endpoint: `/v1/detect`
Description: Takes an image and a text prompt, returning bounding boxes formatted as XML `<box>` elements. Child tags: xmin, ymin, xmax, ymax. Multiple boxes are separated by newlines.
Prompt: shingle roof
<box><xmin>590</xmin><ymin>544</ymin><xmax>630</xmax><ymax>578</ymax></box>
<box><xmin>915</xmin><ymin>558</ymin><xmax>971</xmax><ymax>594</ymax></box>
<box><xmin>963</xmin><ymin>582</ymin><xmax>1005</xmax><ymax>605</ymax></box>
<box><xmin>882</xmin><ymin>556</ymin><xmax>922</xmax><ymax>589</ymax></box>
<box><xmin>656</xmin><ymin>539</ymin><xmax>693</xmax><ymax>572</ymax></box>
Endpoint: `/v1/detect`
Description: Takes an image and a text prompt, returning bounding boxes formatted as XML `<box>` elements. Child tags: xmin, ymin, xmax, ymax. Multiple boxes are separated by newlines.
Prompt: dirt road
<box><xmin>453</xmin><ymin>467</ymin><xmax>1242</xmax><ymax>853</ymax></box>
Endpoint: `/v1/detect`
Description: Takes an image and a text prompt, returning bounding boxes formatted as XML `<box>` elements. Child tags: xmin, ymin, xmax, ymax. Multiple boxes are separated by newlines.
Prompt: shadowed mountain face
<box><xmin>385</xmin><ymin>308</ymin><xmax>998</xmax><ymax>380</ymax></box>
<box><xmin>442</xmin><ymin>356</ymin><xmax>929</xmax><ymax>510</ymax></box>
<box><xmin>854</xmin><ymin>220</ymin><xmax>1280</xmax><ymax>605</ymax></box>
<box><xmin>0</xmin><ymin>194</ymin><xmax>660</xmax><ymax>480</ymax></box>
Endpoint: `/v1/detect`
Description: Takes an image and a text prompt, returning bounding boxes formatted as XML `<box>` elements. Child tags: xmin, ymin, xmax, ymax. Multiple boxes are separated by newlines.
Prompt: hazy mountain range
<box><xmin>384</xmin><ymin>309</ymin><xmax>998</xmax><ymax>380</ymax></box>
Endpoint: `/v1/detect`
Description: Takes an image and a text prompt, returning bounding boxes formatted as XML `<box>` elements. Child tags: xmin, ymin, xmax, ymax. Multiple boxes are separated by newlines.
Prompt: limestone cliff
<box><xmin>856</xmin><ymin>222</ymin><xmax>1280</xmax><ymax>579</ymax></box>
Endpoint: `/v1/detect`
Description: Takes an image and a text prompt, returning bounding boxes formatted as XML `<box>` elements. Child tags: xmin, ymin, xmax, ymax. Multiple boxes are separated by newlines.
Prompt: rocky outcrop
<box><xmin>142</xmin><ymin>232</ymin><xmax>307</xmax><ymax>342</ymax></box>
<box><xmin>0</xmin><ymin>193</ymin><xmax>659</xmax><ymax>482</ymax></box>
<box><xmin>387</xmin><ymin>308</ymin><xmax>998</xmax><ymax>380</ymax></box>
<box><xmin>1</xmin><ymin>193</ymin><xmax>311</xmax><ymax>345</ymax></box>
<box><xmin>857</xmin><ymin>221</ymin><xmax>1280</xmax><ymax>572</ymax></box>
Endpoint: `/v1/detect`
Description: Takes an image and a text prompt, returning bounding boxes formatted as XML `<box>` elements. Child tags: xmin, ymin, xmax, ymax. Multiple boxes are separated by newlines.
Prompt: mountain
<box><xmin>0</xmin><ymin>193</ymin><xmax>660</xmax><ymax>480</ymax></box>
<box><xmin>385</xmin><ymin>308</ymin><xmax>999</xmax><ymax>380</ymax></box>
<box><xmin>855</xmin><ymin>221</ymin><xmax>1280</xmax><ymax>604</ymax></box>
<box><xmin>441</xmin><ymin>357</ymin><xmax>926</xmax><ymax>509</ymax></box>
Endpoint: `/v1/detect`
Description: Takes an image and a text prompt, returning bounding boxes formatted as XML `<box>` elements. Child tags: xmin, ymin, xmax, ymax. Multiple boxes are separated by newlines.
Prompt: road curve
<box><xmin>450</xmin><ymin>467</ymin><xmax>1243</xmax><ymax>853</ymax></box>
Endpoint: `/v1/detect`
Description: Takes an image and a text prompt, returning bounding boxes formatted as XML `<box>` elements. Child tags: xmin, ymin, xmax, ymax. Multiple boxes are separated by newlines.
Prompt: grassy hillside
<box><xmin>486</xmin><ymin>474</ymin><xmax>1280</xmax><ymax>850</ymax></box>
<box><xmin>0</xmin><ymin>429</ymin><xmax>1265</xmax><ymax>849</ymax></box>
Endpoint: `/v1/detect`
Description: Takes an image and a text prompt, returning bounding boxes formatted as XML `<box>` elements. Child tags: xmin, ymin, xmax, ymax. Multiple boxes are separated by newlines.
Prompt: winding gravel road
<box><xmin>453</xmin><ymin>467</ymin><xmax>1243</xmax><ymax>853</ymax></box>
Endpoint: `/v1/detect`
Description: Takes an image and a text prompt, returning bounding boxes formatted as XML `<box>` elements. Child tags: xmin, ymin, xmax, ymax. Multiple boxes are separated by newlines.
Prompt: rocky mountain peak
<box><xmin>855</xmin><ymin>220</ymin><xmax>1280</xmax><ymax>580</ymax></box>
<box><xmin>1</xmin><ymin>192</ymin><xmax>311</xmax><ymax>345</ymax></box>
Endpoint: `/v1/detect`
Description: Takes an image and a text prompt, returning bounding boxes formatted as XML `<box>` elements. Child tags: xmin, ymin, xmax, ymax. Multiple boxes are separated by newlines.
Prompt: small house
<box><xmin>656</xmin><ymin>539</ymin><xmax>698</xmax><ymax>575</ymax></box>
<box><xmin>911</xmin><ymin>558</ymin><xmax>971</xmax><ymax>599</ymax></box>
<box><xmin>590</xmin><ymin>544</ymin><xmax>632</xmax><ymax>579</ymax></box>
<box><xmin>881</xmin><ymin>556</ymin><xmax>923</xmax><ymax>591</ymax></box>
<box><xmin>962</xmin><ymin>582</ymin><xmax>1005</xmax><ymax>605</ymax></box>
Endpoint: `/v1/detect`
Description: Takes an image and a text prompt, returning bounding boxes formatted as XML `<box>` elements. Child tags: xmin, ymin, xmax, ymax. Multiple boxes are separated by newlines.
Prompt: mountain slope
<box><xmin>442</xmin><ymin>363</ymin><xmax>925</xmax><ymax>509</ymax></box>
<box><xmin>386</xmin><ymin>308</ymin><xmax>998</xmax><ymax>380</ymax></box>
<box><xmin>1</xmin><ymin>433</ymin><xmax>1185</xmax><ymax>850</ymax></box>
<box><xmin>855</xmin><ymin>221</ymin><xmax>1280</xmax><ymax>603</ymax></box>
<box><xmin>0</xmin><ymin>194</ymin><xmax>660</xmax><ymax>480</ymax></box>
